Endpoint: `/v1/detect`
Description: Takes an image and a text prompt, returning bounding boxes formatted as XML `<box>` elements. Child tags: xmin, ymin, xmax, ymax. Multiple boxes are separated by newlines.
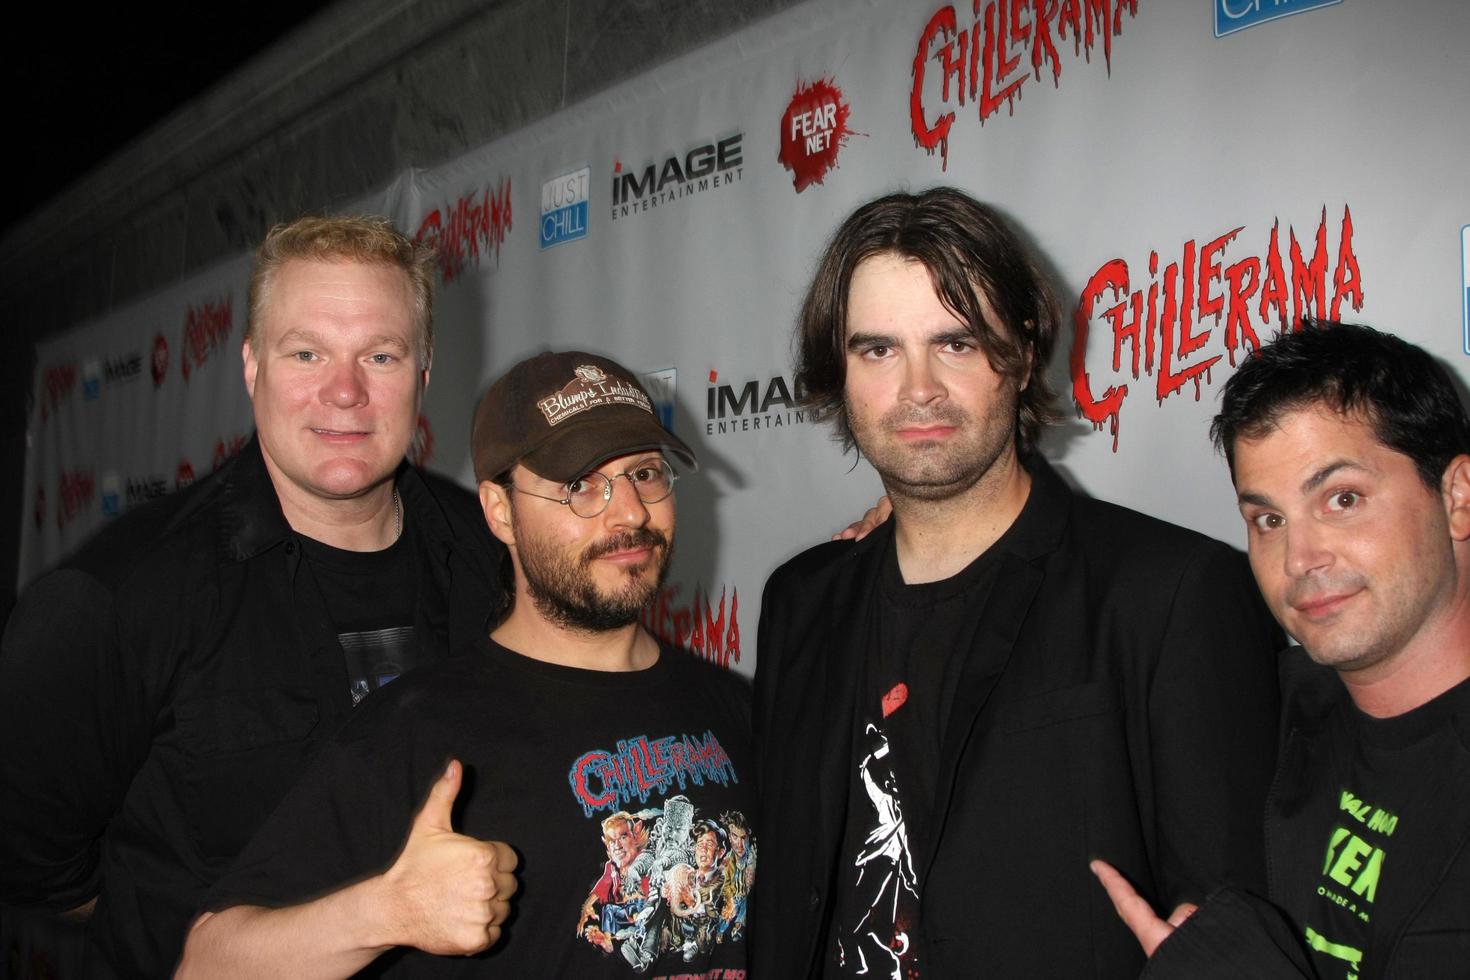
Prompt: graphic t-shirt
<box><xmin>209</xmin><ymin>638</ymin><xmax>754</xmax><ymax>978</ymax></box>
<box><xmin>300</xmin><ymin>519</ymin><xmax>427</xmax><ymax>705</ymax></box>
<box><xmin>1292</xmin><ymin>674</ymin><xmax>1470</xmax><ymax>980</ymax></box>
<box><xmin>827</xmin><ymin>540</ymin><xmax>1000</xmax><ymax>979</ymax></box>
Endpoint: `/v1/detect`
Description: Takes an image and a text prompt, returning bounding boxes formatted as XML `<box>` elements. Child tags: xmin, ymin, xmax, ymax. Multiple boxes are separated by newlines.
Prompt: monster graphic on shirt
<box><xmin>568</xmin><ymin>731</ymin><xmax>756</xmax><ymax>972</ymax></box>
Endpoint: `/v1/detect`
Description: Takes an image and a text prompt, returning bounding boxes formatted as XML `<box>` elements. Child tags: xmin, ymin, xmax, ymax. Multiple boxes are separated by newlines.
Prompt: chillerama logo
<box><xmin>910</xmin><ymin>1</ymin><xmax>1141</xmax><ymax>169</ymax></box>
<box><xmin>1214</xmin><ymin>0</ymin><xmax>1341</xmax><ymax>38</ymax></box>
<box><xmin>415</xmin><ymin>178</ymin><xmax>512</xmax><ymax>283</ymax></box>
<box><xmin>642</xmin><ymin>581</ymin><xmax>742</xmax><ymax>671</ymax></box>
<box><xmin>540</xmin><ymin>167</ymin><xmax>589</xmax><ymax>249</ymax></box>
<box><xmin>1072</xmin><ymin>205</ymin><xmax>1363</xmax><ymax>449</ymax></box>
<box><xmin>778</xmin><ymin>78</ymin><xmax>860</xmax><ymax>193</ymax></box>
<box><xmin>213</xmin><ymin>433</ymin><xmax>249</xmax><ymax>470</ymax></box>
<box><xmin>705</xmin><ymin>370</ymin><xmax>812</xmax><ymax>437</ymax></box>
<box><xmin>610</xmin><ymin>134</ymin><xmax>744</xmax><ymax>221</ymax></box>
<box><xmin>39</xmin><ymin>362</ymin><xmax>77</xmax><ymax>423</ymax></box>
<box><xmin>176</xmin><ymin>460</ymin><xmax>196</xmax><ymax>490</ymax></box>
<box><xmin>567</xmin><ymin>731</ymin><xmax>737</xmax><ymax>818</ymax></box>
<box><xmin>181</xmin><ymin>298</ymin><xmax>234</xmax><ymax>382</ymax></box>
<box><xmin>57</xmin><ymin>470</ymin><xmax>95</xmax><ymax>531</ymax></box>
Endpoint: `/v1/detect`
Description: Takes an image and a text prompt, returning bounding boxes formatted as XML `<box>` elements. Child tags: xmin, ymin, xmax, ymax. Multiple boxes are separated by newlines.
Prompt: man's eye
<box><xmin>369</xmin><ymin>353</ymin><xmax>394</xmax><ymax>365</ymax></box>
<box><xmin>1327</xmin><ymin>491</ymin><xmax>1360</xmax><ymax>512</ymax></box>
<box><xmin>1251</xmin><ymin>512</ymin><xmax>1284</xmax><ymax>532</ymax></box>
<box><xmin>863</xmin><ymin>345</ymin><xmax>891</xmax><ymax>359</ymax></box>
<box><xmin>566</xmin><ymin>478</ymin><xmax>592</xmax><ymax>496</ymax></box>
<box><xmin>293</xmin><ymin>351</ymin><xmax>316</xmax><ymax>362</ymax></box>
<box><xmin>943</xmin><ymin>340</ymin><xmax>974</xmax><ymax>353</ymax></box>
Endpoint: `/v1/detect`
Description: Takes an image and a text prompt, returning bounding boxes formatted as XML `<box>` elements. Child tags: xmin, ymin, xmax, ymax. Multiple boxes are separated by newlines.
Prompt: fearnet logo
<box><xmin>152</xmin><ymin>334</ymin><xmax>170</xmax><ymax>387</ymax></box>
<box><xmin>540</xmin><ymin>167</ymin><xmax>589</xmax><ymax>249</ymax></box>
<box><xmin>1214</xmin><ymin>0</ymin><xmax>1341</xmax><ymax>38</ymax></box>
<box><xmin>610</xmin><ymin>134</ymin><xmax>744</xmax><ymax>222</ymax></box>
<box><xmin>1072</xmin><ymin>205</ymin><xmax>1364</xmax><ymax>449</ymax></box>
<box><xmin>415</xmin><ymin>178</ymin><xmax>512</xmax><ymax>283</ymax></box>
<box><xmin>910</xmin><ymin>0</ymin><xmax>1140</xmax><ymax>169</ymax></box>
<box><xmin>778</xmin><ymin>78</ymin><xmax>860</xmax><ymax>193</ymax></box>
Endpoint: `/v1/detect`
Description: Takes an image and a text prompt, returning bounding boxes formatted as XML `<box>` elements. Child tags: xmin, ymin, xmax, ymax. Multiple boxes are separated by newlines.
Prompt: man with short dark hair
<box><xmin>753</xmin><ymin>187</ymin><xmax>1283</xmax><ymax>976</ymax></box>
<box><xmin>1094</xmin><ymin>321</ymin><xmax>1470</xmax><ymax>978</ymax></box>
<box><xmin>178</xmin><ymin>350</ymin><xmax>756</xmax><ymax>978</ymax></box>
<box><xmin>0</xmin><ymin>216</ymin><xmax>504</xmax><ymax>977</ymax></box>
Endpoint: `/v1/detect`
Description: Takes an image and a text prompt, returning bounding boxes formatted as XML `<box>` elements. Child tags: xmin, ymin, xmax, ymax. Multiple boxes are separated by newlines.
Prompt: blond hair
<box><xmin>247</xmin><ymin>215</ymin><xmax>437</xmax><ymax>366</ymax></box>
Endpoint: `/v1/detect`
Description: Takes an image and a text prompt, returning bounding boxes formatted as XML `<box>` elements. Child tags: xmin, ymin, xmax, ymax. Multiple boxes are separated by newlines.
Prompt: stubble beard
<box><xmin>846</xmin><ymin>396</ymin><xmax>1020</xmax><ymax>504</ymax></box>
<box><xmin>518</xmin><ymin>525</ymin><xmax>673</xmax><ymax>634</ymax></box>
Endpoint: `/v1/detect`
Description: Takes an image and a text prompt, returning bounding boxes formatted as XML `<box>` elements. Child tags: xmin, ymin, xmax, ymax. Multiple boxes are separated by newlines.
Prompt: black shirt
<box><xmin>209</xmin><ymin>638</ymin><xmax>756</xmax><ymax>978</ymax></box>
<box><xmin>826</xmin><ymin>536</ymin><xmax>1002</xmax><ymax>978</ymax></box>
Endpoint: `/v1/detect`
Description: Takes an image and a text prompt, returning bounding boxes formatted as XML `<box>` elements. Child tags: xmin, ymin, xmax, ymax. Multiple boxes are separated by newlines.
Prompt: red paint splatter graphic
<box><xmin>1071</xmin><ymin>205</ymin><xmax>1363</xmax><ymax>451</ymax></box>
<box><xmin>175</xmin><ymin>460</ymin><xmax>195</xmax><ymax>490</ymax></box>
<box><xmin>911</xmin><ymin>0</ymin><xmax>1140</xmax><ymax>169</ymax></box>
<box><xmin>181</xmin><ymin>298</ymin><xmax>234</xmax><ymax>382</ymax></box>
<box><xmin>415</xmin><ymin>178</ymin><xmax>512</xmax><ymax>284</ymax></box>
<box><xmin>642</xmin><ymin>583</ymin><xmax>742</xmax><ymax>670</ymax></box>
<box><xmin>39</xmin><ymin>362</ymin><xmax>77</xmax><ymax>423</ymax></box>
<box><xmin>56</xmin><ymin>470</ymin><xmax>95</xmax><ymax>531</ymax></box>
<box><xmin>881</xmin><ymin>683</ymin><xmax>909</xmax><ymax>718</ymax></box>
<box><xmin>777</xmin><ymin>78</ymin><xmax>858</xmax><ymax>193</ymax></box>
<box><xmin>408</xmin><ymin>413</ymin><xmax>434</xmax><ymax>468</ymax></box>
<box><xmin>151</xmin><ymin>334</ymin><xmax>169</xmax><ymax>388</ymax></box>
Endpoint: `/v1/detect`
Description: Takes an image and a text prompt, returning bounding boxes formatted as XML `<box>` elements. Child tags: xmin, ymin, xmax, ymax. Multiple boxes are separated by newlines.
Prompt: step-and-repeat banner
<box><xmin>20</xmin><ymin>0</ymin><xmax>1470</xmax><ymax>678</ymax></box>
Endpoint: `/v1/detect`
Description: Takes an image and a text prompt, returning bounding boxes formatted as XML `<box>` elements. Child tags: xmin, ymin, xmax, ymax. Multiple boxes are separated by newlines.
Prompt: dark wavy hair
<box><xmin>794</xmin><ymin>187</ymin><xmax>1060</xmax><ymax>459</ymax></box>
<box><xmin>1211</xmin><ymin>320</ymin><xmax>1470</xmax><ymax>491</ymax></box>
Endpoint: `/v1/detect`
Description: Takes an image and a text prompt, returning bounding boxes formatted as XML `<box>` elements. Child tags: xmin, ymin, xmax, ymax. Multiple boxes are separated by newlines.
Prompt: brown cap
<box><xmin>471</xmin><ymin>350</ymin><xmax>697</xmax><ymax>484</ymax></box>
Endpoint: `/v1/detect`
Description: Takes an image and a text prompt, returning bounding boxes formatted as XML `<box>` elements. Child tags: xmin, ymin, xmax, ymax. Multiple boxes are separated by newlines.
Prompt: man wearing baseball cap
<box><xmin>179</xmin><ymin>351</ymin><xmax>756</xmax><ymax>979</ymax></box>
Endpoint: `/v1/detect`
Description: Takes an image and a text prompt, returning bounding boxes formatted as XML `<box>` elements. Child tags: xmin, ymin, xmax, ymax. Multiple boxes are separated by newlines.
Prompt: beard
<box><xmin>517</xmin><ymin>524</ymin><xmax>673</xmax><ymax>633</ymax></box>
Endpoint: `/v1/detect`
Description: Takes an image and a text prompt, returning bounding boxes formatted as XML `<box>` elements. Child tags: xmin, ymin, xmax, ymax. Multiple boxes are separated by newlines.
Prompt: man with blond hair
<box><xmin>0</xmin><ymin>215</ymin><xmax>503</xmax><ymax>977</ymax></box>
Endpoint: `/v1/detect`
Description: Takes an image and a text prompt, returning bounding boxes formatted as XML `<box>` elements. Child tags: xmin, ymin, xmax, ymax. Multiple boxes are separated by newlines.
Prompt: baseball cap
<box><xmin>471</xmin><ymin>350</ymin><xmax>697</xmax><ymax>484</ymax></box>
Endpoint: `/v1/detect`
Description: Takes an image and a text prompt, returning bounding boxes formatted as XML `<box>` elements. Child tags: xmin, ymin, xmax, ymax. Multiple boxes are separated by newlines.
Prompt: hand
<box><xmin>832</xmin><ymin>495</ymin><xmax>893</xmax><ymax>541</ymax></box>
<box><xmin>380</xmin><ymin>760</ymin><xmax>519</xmax><ymax>955</ymax></box>
<box><xmin>1090</xmin><ymin>860</ymin><xmax>1197</xmax><ymax>958</ymax></box>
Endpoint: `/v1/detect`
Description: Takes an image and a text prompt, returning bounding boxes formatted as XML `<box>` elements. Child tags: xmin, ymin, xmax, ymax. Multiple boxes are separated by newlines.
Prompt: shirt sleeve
<box><xmin>1144</xmin><ymin>887</ymin><xmax>1313</xmax><ymax>979</ymax></box>
<box><xmin>1147</xmin><ymin>539</ymin><xmax>1284</xmax><ymax>908</ymax></box>
<box><xmin>0</xmin><ymin>570</ymin><xmax>154</xmax><ymax>910</ymax></box>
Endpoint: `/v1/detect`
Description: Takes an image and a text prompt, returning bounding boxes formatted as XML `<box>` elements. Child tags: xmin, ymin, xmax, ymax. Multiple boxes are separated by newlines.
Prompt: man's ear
<box><xmin>479</xmin><ymin>480</ymin><xmax>516</xmax><ymax>547</ymax></box>
<box><xmin>1443</xmin><ymin>455</ymin><xmax>1470</xmax><ymax>542</ymax></box>
<box><xmin>242</xmin><ymin>339</ymin><xmax>258</xmax><ymax>397</ymax></box>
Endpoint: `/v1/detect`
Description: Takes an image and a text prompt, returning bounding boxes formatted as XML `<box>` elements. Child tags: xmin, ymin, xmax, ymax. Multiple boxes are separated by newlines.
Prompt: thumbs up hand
<box><xmin>379</xmin><ymin>759</ymin><xmax>519</xmax><ymax>956</ymax></box>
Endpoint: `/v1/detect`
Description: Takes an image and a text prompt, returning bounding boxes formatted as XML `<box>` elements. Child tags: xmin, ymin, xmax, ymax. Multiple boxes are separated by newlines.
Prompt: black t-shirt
<box><xmin>825</xmin><ymin>538</ymin><xmax>1001</xmax><ymax>978</ymax></box>
<box><xmin>1292</xmin><ymin>674</ymin><xmax>1470</xmax><ymax>979</ymax></box>
<box><xmin>300</xmin><ymin>518</ymin><xmax>427</xmax><ymax>705</ymax></box>
<box><xmin>209</xmin><ymin>638</ymin><xmax>755</xmax><ymax>978</ymax></box>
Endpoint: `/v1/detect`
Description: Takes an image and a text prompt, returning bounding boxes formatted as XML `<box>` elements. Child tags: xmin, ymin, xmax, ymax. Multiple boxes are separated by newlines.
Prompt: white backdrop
<box><xmin>22</xmin><ymin>0</ymin><xmax>1470</xmax><ymax>678</ymax></box>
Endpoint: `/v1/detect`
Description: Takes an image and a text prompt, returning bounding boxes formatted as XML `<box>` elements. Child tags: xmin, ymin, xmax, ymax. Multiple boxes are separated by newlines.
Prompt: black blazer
<box><xmin>752</xmin><ymin>460</ymin><xmax>1283</xmax><ymax>977</ymax></box>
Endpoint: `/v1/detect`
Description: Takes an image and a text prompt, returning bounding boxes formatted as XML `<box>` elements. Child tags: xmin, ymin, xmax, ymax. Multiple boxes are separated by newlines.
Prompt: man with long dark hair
<box><xmin>753</xmin><ymin>187</ymin><xmax>1282</xmax><ymax>976</ymax></box>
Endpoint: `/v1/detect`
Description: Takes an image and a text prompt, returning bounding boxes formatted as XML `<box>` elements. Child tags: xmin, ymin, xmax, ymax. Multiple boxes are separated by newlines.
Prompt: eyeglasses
<box><xmin>513</xmin><ymin>458</ymin><xmax>677</xmax><ymax>518</ymax></box>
